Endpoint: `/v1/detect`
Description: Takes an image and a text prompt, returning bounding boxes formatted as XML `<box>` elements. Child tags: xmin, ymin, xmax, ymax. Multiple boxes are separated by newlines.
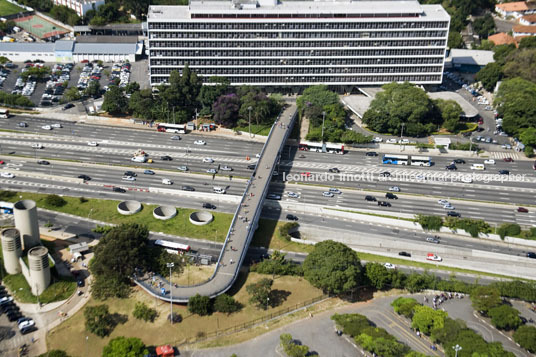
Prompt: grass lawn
<box><xmin>235</xmin><ymin>124</ymin><xmax>272</xmax><ymax>136</ymax></box>
<box><xmin>0</xmin><ymin>0</ymin><xmax>24</xmax><ymax>16</ymax></box>
<box><xmin>3</xmin><ymin>273</ymin><xmax>77</xmax><ymax>304</ymax></box>
<box><xmin>47</xmin><ymin>273</ymin><xmax>324</xmax><ymax>356</ymax></box>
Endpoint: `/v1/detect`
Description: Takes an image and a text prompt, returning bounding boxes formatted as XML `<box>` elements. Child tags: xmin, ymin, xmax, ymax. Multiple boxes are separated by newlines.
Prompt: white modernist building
<box><xmin>53</xmin><ymin>0</ymin><xmax>105</xmax><ymax>17</ymax></box>
<box><xmin>147</xmin><ymin>0</ymin><xmax>450</xmax><ymax>89</ymax></box>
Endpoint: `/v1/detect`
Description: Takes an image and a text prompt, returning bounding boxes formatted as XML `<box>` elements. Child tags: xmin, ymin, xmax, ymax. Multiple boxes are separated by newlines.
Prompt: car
<box><xmin>37</xmin><ymin>160</ymin><xmax>49</xmax><ymax>165</ymax></box>
<box><xmin>517</xmin><ymin>207</ymin><xmax>529</xmax><ymax>213</ymax></box>
<box><xmin>62</xmin><ymin>103</ymin><xmax>75</xmax><ymax>110</ymax></box>
<box><xmin>379</xmin><ymin>171</ymin><xmax>391</xmax><ymax>177</ymax></box>
<box><xmin>503</xmin><ymin>157</ymin><xmax>514</xmax><ymax>162</ymax></box>
<box><xmin>499</xmin><ymin>170</ymin><xmax>510</xmax><ymax>175</ymax></box>
<box><xmin>0</xmin><ymin>172</ymin><xmax>14</xmax><ymax>178</ymax></box>
<box><xmin>202</xmin><ymin>203</ymin><xmax>216</xmax><ymax>209</ymax></box>
<box><xmin>447</xmin><ymin>211</ymin><xmax>461</xmax><ymax>217</ymax></box>
<box><xmin>31</xmin><ymin>143</ymin><xmax>43</xmax><ymax>149</ymax></box>
<box><xmin>51</xmin><ymin>123</ymin><xmax>62</xmax><ymax>128</ymax></box>
<box><xmin>112</xmin><ymin>187</ymin><xmax>126</xmax><ymax>193</ymax></box>
<box><xmin>461</xmin><ymin>176</ymin><xmax>473</xmax><ymax>183</ymax></box>
<box><xmin>384</xmin><ymin>263</ymin><xmax>396</xmax><ymax>269</ymax></box>
<box><xmin>0</xmin><ymin>296</ymin><xmax>13</xmax><ymax>305</ymax></box>
<box><xmin>300</xmin><ymin>172</ymin><xmax>312</xmax><ymax>177</ymax></box>
<box><xmin>398</xmin><ymin>251</ymin><xmax>411</xmax><ymax>257</ymax></box>
<box><xmin>365</xmin><ymin>152</ymin><xmax>378</xmax><ymax>157</ymax></box>
<box><xmin>87</xmin><ymin>141</ymin><xmax>98</xmax><ymax>146</ymax></box>
<box><xmin>328</xmin><ymin>168</ymin><xmax>340</xmax><ymax>173</ymax></box>
<box><xmin>329</xmin><ymin>188</ymin><xmax>342</xmax><ymax>194</ymax></box>
<box><xmin>526</xmin><ymin>252</ymin><xmax>536</xmax><ymax>259</ymax></box>
<box><xmin>378</xmin><ymin>201</ymin><xmax>391</xmax><ymax>207</ymax></box>
<box><xmin>203</xmin><ymin>157</ymin><xmax>214</xmax><ymax>163</ymax></box>
<box><xmin>77</xmin><ymin>279</ymin><xmax>84</xmax><ymax>287</ymax></box>
<box><xmin>247</xmin><ymin>164</ymin><xmax>257</xmax><ymax>170</ymax></box>
<box><xmin>484</xmin><ymin>159</ymin><xmax>495</xmax><ymax>165</ymax></box>
<box><xmin>389</xmin><ymin>186</ymin><xmax>400</xmax><ymax>192</ymax></box>
<box><xmin>322</xmin><ymin>191</ymin><xmax>334</xmax><ymax>197</ymax></box>
<box><xmin>426</xmin><ymin>253</ymin><xmax>442</xmax><ymax>262</ymax></box>
<box><xmin>426</xmin><ymin>236</ymin><xmax>440</xmax><ymax>244</ymax></box>
<box><xmin>161</xmin><ymin>155</ymin><xmax>173</xmax><ymax>161</ymax></box>
<box><xmin>78</xmin><ymin>174</ymin><xmax>91</xmax><ymax>180</ymax></box>
<box><xmin>0</xmin><ymin>160</ymin><xmax>3</xmax><ymax>165</ymax></box>
<box><xmin>385</xmin><ymin>193</ymin><xmax>398</xmax><ymax>199</ymax></box>
<box><xmin>386</xmin><ymin>138</ymin><xmax>397</xmax><ymax>144</ymax></box>
<box><xmin>18</xmin><ymin>318</ymin><xmax>35</xmax><ymax>330</ymax></box>
<box><xmin>181</xmin><ymin>186</ymin><xmax>195</xmax><ymax>191</ymax></box>
<box><xmin>18</xmin><ymin>122</ymin><xmax>28</xmax><ymax>127</ymax></box>
<box><xmin>443</xmin><ymin>204</ymin><xmax>454</xmax><ymax>210</ymax></box>
<box><xmin>177</xmin><ymin>166</ymin><xmax>189</xmax><ymax>171</ymax></box>
<box><xmin>7</xmin><ymin>312</ymin><xmax>21</xmax><ymax>322</ymax></box>
<box><xmin>439</xmin><ymin>199</ymin><xmax>450</xmax><ymax>206</ymax></box>
<box><xmin>20</xmin><ymin>326</ymin><xmax>36</xmax><ymax>335</ymax></box>
<box><xmin>373</xmin><ymin>137</ymin><xmax>383</xmax><ymax>143</ymax></box>
<box><xmin>207</xmin><ymin>168</ymin><xmax>217</xmax><ymax>174</ymax></box>
<box><xmin>365</xmin><ymin>195</ymin><xmax>377</xmax><ymax>202</ymax></box>
<box><xmin>170</xmin><ymin>135</ymin><xmax>181</xmax><ymax>140</ymax></box>
<box><xmin>286</xmin><ymin>214</ymin><xmax>298</xmax><ymax>221</ymax></box>
<box><xmin>143</xmin><ymin>170</ymin><xmax>155</xmax><ymax>175</ymax></box>
<box><xmin>194</xmin><ymin>140</ymin><xmax>206</xmax><ymax>145</ymax></box>
<box><xmin>162</xmin><ymin>178</ymin><xmax>173</xmax><ymax>185</ymax></box>
<box><xmin>220</xmin><ymin>165</ymin><xmax>233</xmax><ymax>171</ymax></box>
<box><xmin>445</xmin><ymin>164</ymin><xmax>457</xmax><ymax>171</ymax></box>
<box><xmin>122</xmin><ymin>176</ymin><xmax>136</xmax><ymax>181</ymax></box>
<box><xmin>415</xmin><ymin>174</ymin><xmax>426</xmax><ymax>182</ymax></box>
<box><xmin>124</xmin><ymin>171</ymin><xmax>137</xmax><ymax>177</ymax></box>
<box><xmin>398</xmin><ymin>139</ymin><xmax>409</xmax><ymax>145</ymax></box>
<box><xmin>1</xmin><ymin>303</ymin><xmax>16</xmax><ymax>313</ymax></box>
<box><xmin>286</xmin><ymin>191</ymin><xmax>300</xmax><ymax>198</ymax></box>
<box><xmin>501</xmin><ymin>144</ymin><xmax>512</xmax><ymax>150</ymax></box>
<box><xmin>267</xmin><ymin>193</ymin><xmax>281</xmax><ymax>200</ymax></box>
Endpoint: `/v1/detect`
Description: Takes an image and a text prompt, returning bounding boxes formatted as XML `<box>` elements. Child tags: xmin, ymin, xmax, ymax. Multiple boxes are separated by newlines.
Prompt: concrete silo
<box><xmin>13</xmin><ymin>200</ymin><xmax>41</xmax><ymax>250</ymax></box>
<box><xmin>27</xmin><ymin>246</ymin><xmax>50</xmax><ymax>295</ymax></box>
<box><xmin>1</xmin><ymin>228</ymin><xmax>22</xmax><ymax>274</ymax></box>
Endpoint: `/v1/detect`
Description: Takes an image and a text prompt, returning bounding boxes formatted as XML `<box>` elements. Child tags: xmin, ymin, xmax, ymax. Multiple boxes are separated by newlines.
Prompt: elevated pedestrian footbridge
<box><xmin>136</xmin><ymin>104</ymin><xmax>298</xmax><ymax>302</ymax></box>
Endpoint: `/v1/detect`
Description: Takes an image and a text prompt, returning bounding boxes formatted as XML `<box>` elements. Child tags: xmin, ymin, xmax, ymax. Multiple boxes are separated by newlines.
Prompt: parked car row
<box><xmin>41</xmin><ymin>63</ymin><xmax>73</xmax><ymax>106</ymax></box>
<box><xmin>110</xmin><ymin>62</ymin><xmax>131</xmax><ymax>88</ymax></box>
<box><xmin>0</xmin><ymin>285</ymin><xmax>36</xmax><ymax>334</ymax></box>
<box><xmin>0</xmin><ymin>66</ymin><xmax>10</xmax><ymax>86</ymax></box>
<box><xmin>78</xmin><ymin>63</ymin><xmax>102</xmax><ymax>90</ymax></box>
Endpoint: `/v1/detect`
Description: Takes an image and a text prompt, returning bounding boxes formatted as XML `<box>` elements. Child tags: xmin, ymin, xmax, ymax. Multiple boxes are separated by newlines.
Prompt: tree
<box><xmin>213</xmin><ymin>294</ymin><xmax>241</xmax><ymax>313</ymax></box>
<box><xmin>476</xmin><ymin>62</ymin><xmax>503</xmax><ymax>92</ymax></box>
<box><xmin>296</xmin><ymin>85</ymin><xmax>339</xmax><ymax>112</ymax></box>
<box><xmin>246</xmin><ymin>278</ymin><xmax>273</xmax><ymax>309</ymax></box>
<box><xmin>473</xmin><ymin>14</ymin><xmax>495</xmax><ymax>39</ymax></box>
<box><xmin>124</xmin><ymin>82</ymin><xmax>140</xmax><ymax>94</ymax></box>
<box><xmin>212</xmin><ymin>94</ymin><xmax>240</xmax><ymax>127</ymax></box>
<box><xmin>470</xmin><ymin>285</ymin><xmax>502</xmax><ymax>315</ymax></box>
<box><xmin>280</xmin><ymin>333</ymin><xmax>309</xmax><ymax>357</ymax></box>
<box><xmin>416</xmin><ymin>215</ymin><xmax>443</xmax><ymax>231</ymax></box>
<box><xmin>513</xmin><ymin>325</ymin><xmax>536</xmax><ymax>353</ymax></box>
<box><xmin>448</xmin><ymin>32</ymin><xmax>464</xmax><ymax>49</ymax></box>
<box><xmin>435</xmin><ymin>99</ymin><xmax>462</xmax><ymax>132</ymax></box>
<box><xmin>132</xmin><ymin>302</ymin><xmax>157</xmax><ymax>322</ymax></box>
<box><xmin>404</xmin><ymin>273</ymin><xmax>428</xmax><ymax>293</ymax></box>
<box><xmin>85</xmin><ymin>80</ymin><xmax>101</xmax><ymax>99</ymax></box>
<box><xmin>488</xmin><ymin>304</ymin><xmax>522</xmax><ymax>331</ymax></box>
<box><xmin>102</xmin><ymin>336</ymin><xmax>148</xmax><ymax>357</ymax></box>
<box><xmin>84</xmin><ymin>304</ymin><xmax>114</xmax><ymax>337</ymax></box>
<box><xmin>502</xmin><ymin>49</ymin><xmax>536</xmax><ymax>83</ymax></box>
<box><xmin>493</xmin><ymin>44</ymin><xmax>516</xmax><ymax>66</ymax></box>
<box><xmin>44</xmin><ymin>194</ymin><xmax>67</xmax><ymax>207</ymax></box>
<box><xmin>39</xmin><ymin>351</ymin><xmax>71</xmax><ymax>357</ymax></box>
<box><xmin>102</xmin><ymin>86</ymin><xmax>128</xmax><ymax>115</ymax></box>
<box><xmin>198</xmin><ymin>76</ymin><xmax>229</xmax><ymax>114</ymax></box>
<box><xmin>302</xmin><ymin>240</ymin><xmax>362</xmax><ymax>295</ymax></box>
<box><xmin>391</xmin><ymin>297</ymin><xmax>419</xmax><ymax>319</ymax></box>
<box><xmin>90</xmin><ymin>224</ymin><xmax>150</xmax><ymax>299</ymax></box>
<box><xmin>50</xmin><ymin>5</ymin><xmax>81</xmax><ymax>26</ymax></box>
<box><xmin>128</xmin><ymin>89</ymin><xmax>155</xmax><ymax>119</ymax></box>
<box><xmin>63</xmin><ymin>87</ymin><xmax>81</xmax><ymax>102</ymax></box>
<box><xmin>365</xmin><ymin>263</ymin><xmax>391</xmax><ymax>290</ymax></box>
<box><xmin>20</xmin><ymin>66</ymin><xmax>51</xmax><ymax>81</ymax></box>
<box><xmin>188</xmin><ymin>294</ymin><xmax>212</xmax><ymax>316</ymax></box>
<box><xmin>519</xmin><ymin>36</ymin><xmax>536</xmax><ymax>49</ymax></box>
<box><xmin>520</xmin><ymin>127</ymin><xmax>536</xmax><ymax>147</ymax></box>
<box><xmin>494</xmin><ymin>77</ymin><xmax>536</xmax><ymax>135</ymax></box>
<box><xmin>477</xmin><ymin>39</ymin><xmax>495</xmax><ymax>50</ymax></box>
<box><xmin>411</xmin><ymin>305</ymin><xmax>448</xmax><ymax>335</ymax></box>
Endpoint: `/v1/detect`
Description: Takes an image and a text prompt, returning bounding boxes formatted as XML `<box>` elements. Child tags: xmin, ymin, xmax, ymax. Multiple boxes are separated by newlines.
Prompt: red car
<box><xmin>504</xmin><ymin>157</ymin><xmax>514</xmax><ymax>162</ymax></box>
<box><xmin>300</xmin><ymin>172</ymin><xmax>311</xmax><ymax>177</ymax></box>
<box><xmin>518</xmin><ymin>207</ymin><xmax>529</xmax><ymax>213</ymax></box>
<box><xmin>0</xmin><ymin>160</ymin><xmax>4</xmax><ymax>165</ymax></box>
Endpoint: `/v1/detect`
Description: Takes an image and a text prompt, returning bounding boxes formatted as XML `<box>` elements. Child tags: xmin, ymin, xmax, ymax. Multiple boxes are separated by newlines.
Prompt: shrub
<box><xmin>250</xmin><ymin>251</ymin><xmax>303</xmax><ymax>276</ymax></box>
<box><xmin>92</xmin><ymin>225</ymin><xmax>113</xmax><ymax>234</ymax></box>
<box><xmin>44</xmin><ymin>194</ymin><xmax>67</xmax><ymax>207</ymax></box>
<box><xmin>213</xmin><ymin>294</ymin><xmax>241</xmax><ymax>314</ymax></box>
<box><xmin>84</xmin><ymin>304</ymin><xmax>114</xmax><ymax>337</ymax></box>
<box><xmin>331</xmin><ymin>313</ymin><xmax>370</xmax><ymax>337</ymax></box>
<box><xmin>524</xmin><ymin>145</ymin><xmax>534</xmax><ymax>158</ymax></box>
<box><xmin>391</xmin><ymin>297</ymin><xmax>419</xmax><ymax>318</ymax></box>
<box><xmin>416</xmin><ymin>215</ymin><xmax>443</xmax><ymax>231</ymax></box>
<box><xmin>280</xmin><ymin>333</ymin><xmax>309</xmax><ymax>357</ymax></box>
<box><xmin>497</xmin><ymin>223</ymin><xmax>521</xmax><ymax>239</ymax></box>
<box><xmin>188</xmin><ymin>294</ymin><xmax>212</xmax><ymax>316</ymax></box>
<box><xmin>488</xmin><ymin>304</ymin><xmax>522</xmax><ymax>331</ymax></box>
<box><xmin>132</xmin><ymin>302</ymin><xmax>158</xmax><ymax>322</ymax></box>
<box><xmin>79</xmin><ymin>196</ymin><xmax>88</xmax><ymax>203</ymax></box>
<box><xmin>513</xmin><ymin>325</ymin><xmax>536</xmax><ymax>353</ymax></box>
<box><xmin>278</xmin><ymin>222</ymin><xmax>299</xmax><ymax>241</ymax></box>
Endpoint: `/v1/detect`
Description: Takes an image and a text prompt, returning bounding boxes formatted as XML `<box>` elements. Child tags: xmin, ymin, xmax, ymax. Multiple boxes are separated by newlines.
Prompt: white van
<box><xmin>131</xmin><ymin>156</ymin><xmax>147</xmax><ymax>163</ymax></box>
<box><xmin>162</xmin><ymin>178</ymin><xmax>172</xmax><ymax>185</ymax></box>
<box><xmin>470</xmin><ymin>164</ymin><xmax>485</xmax><ymax>170</ymax></box>
<box><xmin>213</xmin><ymin>187</ymin><xmax>226</xmax><ymax>194</ymax></box>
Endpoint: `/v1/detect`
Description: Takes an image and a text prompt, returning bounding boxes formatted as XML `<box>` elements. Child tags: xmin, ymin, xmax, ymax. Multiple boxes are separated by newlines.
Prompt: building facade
<box><xmin>147</xmin><ymin>0</ymin><xmax>450</xmax><ymax>89</ymax></box>
<box><xmin>53</xmin><ymin>0</ymin><xmax>105</xmax><ymax>17</ymax></box>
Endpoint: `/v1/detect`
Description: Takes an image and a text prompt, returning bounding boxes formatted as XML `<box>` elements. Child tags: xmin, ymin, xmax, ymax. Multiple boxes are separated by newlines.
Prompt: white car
<box><xmin>31</xmin><ymin>143</ymin><xmax>43</xmax><ymax>149</ymax></box>
<box><xmin>203</xmin><ymin>157</ymin><xmax>214</xmax><ymax>163</ymax></box>
<box><xmin>162</xmin><ymin>178</ymin><xmax>173</xmax><ymax>185</ymax></box>
<box><xmin>18</xmin><ymin>319</ymin><xmax>35</xmax><ymax>330</ymax></box>
<box><xmin>286</xmin><ymin>191</ymin><xmax>300</xmax><ymax>198</ymax></box>
<box><xmin>329</xmin><ymin>188</ymin><xmax>342</xmax><ymax>194</ymax></box>
<box><xmin>438</xmin><ymin>199</ymin><xmax>449</xmax><ymax>205</ymax></box>
<box><xmin>220</xmin><ymin>165</ymin><xmax>233</xmax><ymax>171</ymax></box>
<box><xmin>386</xmin><ymin>138</ymin><xmax>397</xmax><ymax>144</ymax></box>
<box><xmin>1</xmin><ymin>172</ymin><xmax>14</xmax><ymax>178</ymax></box>
<box><xmin>398</xmin><ymin>139</ymin><xmax>410</xmax><ymax>145</ymax></box>
<box><xmin>501</xmin><ymin>144</ymin><xmax>512</xmax><ymax>149</ymax></box>
<box><xmin>461</xmin><ymin>176</ymin><xmax>473</xmax><ymax>183</ymax></box>
<box><xmin>87</xmin><ymin>141</ymin><xmax>98</xmax><ymax>146</ymax></box>
<box><xmin>122</xmin><ymin>176</ymin><xmax>136</xmax><ymax>181</ymax></box>
<box><xmin>177</xmin><ymin>166</ymin><xmax>189</xmax><ymax>171</ymax></box>
<box><xmin>484</xmin><ymin>159</ymin><xmax>495</xmax><ymax>165</ymax></box>
<box><xmin>207</xmin><ymin>168</ymin><xmax>217</xmax><ymax>174</ymax></box>
<box><xmin>426</xmin><ymin>253</ymin><xmax>442</xmax><ymax>262</ymax></box>
<box><xmin>255</xmin><ymin>153</ymin><xmax>261</xmax><ymax>158</ymax></box>
<box><xmin>443</xmin><ymin>204</ymin><xmax>455</xmax><ymax>210</ymax></box>
<box><xmin>41</xmin><ymin>125</ymin><xmax>52</xmax><ymax>130</ymax></box>
<box><xmin>322</xmin><ymin>191</ymin><xmax>334</xmax><ymax>197</ymax></box>
<box><xmin>194</xmin><ymin>140</ymin><xmax>206</xmax><ymax>145</ymax></box>
<box><xmin>51</xmin><ymin>123</ymin><xmax>62</xmax><ymax>128</ymax></box>
<box><xmin>415</xmin><ymin>174</ymin><xmax>426</xmax><ymax>181</ymax></box>
<box><xmin>373</xmin><ymin>137</ymin><xmax>383</xmax><ymax>143</ymax></box>
<box><xmin>0</xmin><ymin>296</ymin><xmax>13</xmax><ymax>304</ymax></box>
<box><xmin>384</xmin><ymin>263</ymin><xmax>396</xmax><ymax>270</ymax></box>
<box><xmin>389</xmin><ymin>186</ymin><xmax>401</xmax><ymax>192</ymax></box>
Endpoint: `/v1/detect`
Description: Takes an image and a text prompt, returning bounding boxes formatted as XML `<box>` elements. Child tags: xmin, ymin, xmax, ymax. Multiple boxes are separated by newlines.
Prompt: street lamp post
<box><xmin>321</xmin><ymin>111</ymin><xmax>326</xmax><ymax>144</ymax></box>
<box><xmin>248</xmin><ymin>106</ymin><xmax>253</xmax><ymax>138</ymax></box>
<box><xmin>400</xmin><ymin>123</ymin><xmax>405</xmax><ymax>151</ymax></box>
<box><xmin>453</xmin><ymin>344</ymin><xmax>462</xmax><ymax>357</ymax></box>
<box><xmin>167</xmin><ymin>262</ymin><xmax>174</xmax><ymax>324</ymax></box>
<box><xmin>88</xmin><ymin>208</ymin><xmax>93</xmax><ymax>220</ymax></box>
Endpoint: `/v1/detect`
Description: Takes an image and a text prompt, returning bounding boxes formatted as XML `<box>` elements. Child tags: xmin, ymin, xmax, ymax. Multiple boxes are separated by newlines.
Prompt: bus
<box><xmin>153</xmin><ymin>239</ymin><xmax>190</xmax><ymax>254</ymax></box>
<box><xmin>0</xmin><ymin>109</ymin><xmax>9</xmax><ymax>118</ymax></box>
<box><xmin>410</xmin><ymin>156</ymin><xmax>432</xmax><ymax>167</ymax></box>
<box><xmin>0</xmin><ymin>201</ymin><xmax>14</xmax><ymax>214</ymax></box>
<box><xmin>382</xmin><ymin>154</ymin><xmax>409</xmax><ymax>165</ymax></box>
<box><xmin>298</xmin><ymin>140</ymin><xmax>345</xmax><ymax>154</ymax></box>
<box><xmin>156</xmin><ymin>123</ymin><xmax>186</xmax><ymax>134</ymax></box>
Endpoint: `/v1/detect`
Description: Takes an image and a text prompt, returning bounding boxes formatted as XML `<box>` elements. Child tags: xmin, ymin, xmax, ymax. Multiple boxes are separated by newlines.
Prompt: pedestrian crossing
<box><xmin>490</xmin><ymin>151</ymin><xmax>521</xmax><ymax>159</ymax></box>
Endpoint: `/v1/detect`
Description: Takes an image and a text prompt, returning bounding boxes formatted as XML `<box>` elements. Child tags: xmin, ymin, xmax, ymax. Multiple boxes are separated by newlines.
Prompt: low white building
<box><xmin>495</xmin><ymin>1</ymin><xmax>529</xmax><ymax>18</ymax></box>
<box><xmin>53</xmin><ymin>0</ymin><xmax>105</xmax><ymax>17</ymax></box>
<box><xmin>519</xmin><ymin>14</ymin><xmax>536</xmax><ymax>25</ymax></box>
<box><xmin>513</xmin><ymin>25</ymin><xmax>536</xmax><ymax>38</ymax></box>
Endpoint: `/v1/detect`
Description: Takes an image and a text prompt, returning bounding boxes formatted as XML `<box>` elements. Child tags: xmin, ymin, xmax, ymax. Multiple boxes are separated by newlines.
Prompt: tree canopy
<box><xmin>494</xmin><ymin>77</ymin><xmax>536</xmax><ymax>136</ymax></box>
<box><xmin>102</xmin><ymin>336</ymin><xmax>148</xmax><ymax>357</ymax></box>
<box><xmin>246</xmin><ymin>278</ymin><xmax>273</xmax><ymax>309</ymax></box>
<box><xmin>475</xmin><ymin>62</ymin><xmax>503</xmax><ymax>92</ymax></box>
<box><xmin>102</xmin><ymin>86</ymin><xmax>128</xmax><ymax>115</ymax></box>
<box><xmin>302</xmin><ymin>240</ymin><xmax>362</xmax><ymax>295</ymax></box>
<box><xmin>513</xmin><ymin>325</ymin><xmax>536</xmax><ymax>353</ymax></box>
<box><xmin>84</xmin><ymin>304</ymin><xmax>114</xmax><ymax>337</ymax></box>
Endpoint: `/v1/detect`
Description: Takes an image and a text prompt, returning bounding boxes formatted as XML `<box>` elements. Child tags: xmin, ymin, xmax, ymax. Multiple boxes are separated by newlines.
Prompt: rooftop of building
<box><xmin>0</xmin><ymin>42</ymin><xmax>55</xmax><ymax>53</ymax></box>
<box><xmin>74</xmin><ymin>23</ymin><xmax>143</xmax><ymax>31</ymax></box>
<box><xmin>446</xmin><ymin>49</ymin><xmax>495</xmax><ymax>67</ymax></box>
<box><xmin>488</xmin><ymin>32</ymin><xmax>516</xmax><ymax>46</ymax></box>
<box><xmin>148</xmin><ymin>1</ymin><xmax>449</xmax><ymax>21</ymax></box>
<box><xmin>76</xmin><ymin>35</ymin><xmax>139</xmax><ymax>43</ymax></box>
<box><xmin>521</xmin><ymin>13</ymin><xmax>536</xmax><ymax>22</ymax></box>
<box><xmin>513</xmin><ymin>24</ymin><xmax>536</xmax><ymax>32</ymax></box>
<box><xmin>495</xmin><ymin>1</ymin><xmax>529</xmax><ymax>12</ymax></box>
<box><xmin>73</xmin><ymin>42</ymin><xmax>138</xmax><ymax>54</ymax></box>
<box><xmin>0</xmin><ymin>39</ymin><xmax>139</xmax><ymax>54</ymax></box>
<box><xmin>428</xmin><ymin>91</ymin><xmax>479</xmax><ymax>118</ymax></box>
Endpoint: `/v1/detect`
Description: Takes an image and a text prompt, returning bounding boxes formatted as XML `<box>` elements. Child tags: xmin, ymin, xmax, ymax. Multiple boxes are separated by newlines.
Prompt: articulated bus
<box><xmin>382</xmin><ymin>154</ymin><xmax>409</xmax><ymax>165</ymax></box>
<box><xmin>153</xmin><ymin>239</ymin><xmax>190</xmax><ymax>255</ymax></box>
<box><xmin>156</xmin><ymin>123</ymin><xmax>186</xmax><ymax>134</ymax></box>
<box><xmin>299</xmin><ymin>140</ymin><xmax>345</xmax><ymax>154</ymax></box>
<box><xmin>410</xmin><ymin>156</ymin><xmax>432</xmax><ymax>167</ymax></box>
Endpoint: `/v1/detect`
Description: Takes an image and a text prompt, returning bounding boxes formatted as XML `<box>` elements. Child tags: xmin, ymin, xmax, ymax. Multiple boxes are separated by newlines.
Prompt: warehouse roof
<box><xmin>0</xmin><ymin>42</ymin><xmax>54</xmax><ymax>52</ymax></box>
<box><xmin>73</xmin><ymin>42</ymin><xmax>138</xmax><ymax>54</ymax></box>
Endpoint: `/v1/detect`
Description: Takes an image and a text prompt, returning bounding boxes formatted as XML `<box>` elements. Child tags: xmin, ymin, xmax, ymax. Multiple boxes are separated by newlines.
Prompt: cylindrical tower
<box><xmin>1</xmin><ymin>228</ymin><xmax>22</xmax><ymax>274</ymax></box>
<box><xmin>28</xmin><ymin>246</ymin><xmax>51</xmax><ymax>296</ymax></box>
<box><xmin>13</xmin><ymin>200</ymin><xmax>41</xmax><ymax>249</ymax></box>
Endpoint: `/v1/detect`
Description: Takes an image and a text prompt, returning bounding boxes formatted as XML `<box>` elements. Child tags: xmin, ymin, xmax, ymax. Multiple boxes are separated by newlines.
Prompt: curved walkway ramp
<box><xmin>135</xmin><ymin>104</ymin><xmax>298</xmax><ymax>302</ymax></box>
